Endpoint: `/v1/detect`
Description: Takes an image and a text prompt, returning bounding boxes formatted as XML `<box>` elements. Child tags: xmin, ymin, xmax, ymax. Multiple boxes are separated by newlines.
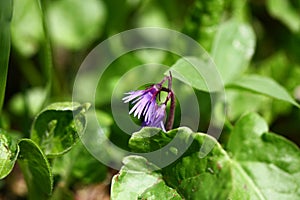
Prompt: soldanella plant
<box><xmin>123</xmin><ymin>72</ymin><xmax>175</xmax><ymax>132</ymax></box>
<box><xmin>1</xmin><ymin>0</ymin><xmax>300</xmax><ymax>200</ymax></box>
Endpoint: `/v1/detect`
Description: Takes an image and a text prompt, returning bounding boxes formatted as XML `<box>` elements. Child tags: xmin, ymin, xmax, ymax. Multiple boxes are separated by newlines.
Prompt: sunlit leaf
<box><xmin>127</xmin><ymin>120</ymin><xmax>300</xmax><ymax>199</ymax></box>
<box><xmin>129</xmin><ymin>127</ymin><xmax>233</xmax><ymax>199</ymax></box>
<box><xmin>227</xmin><ymin>75</ymin><xmax>300</xmax><ymax>108</ymax></box>
<box><xmin>31</xmin><ymin>102</ymin><xmax>90</xmax><ymax>157</ymax></box>
<box><xmin>0</xmin><ymin>129</ymin><xmax>19</xmax><ymax>179</ymax></box>
<box><xmin>138</xmin><ymin>181</ymin><xmax>182</xmax><ymax>200</ymax></box>
<box><xmin>228</xmin><ymin>113</ymin><xmax>300</xmax><ymax>199</ymax></box>
<box><xmin>111</xmin><ymin>155</ymin><xmax>182</xmax><ymax>200</ymax></box>
<box><xmin>168</xmin><ymin>57</ymin><xmax>224</xmax><ymax>92</ymax></box>
<box><xmin>211</xmin><ymin>20</ymin><xmax>255</xmax><ymax>83</ymax></box>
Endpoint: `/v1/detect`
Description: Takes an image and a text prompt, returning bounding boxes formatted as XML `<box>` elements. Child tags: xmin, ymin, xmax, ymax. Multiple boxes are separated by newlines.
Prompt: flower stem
<box><xmin>166</xmin><ymin>90</ymin><xmax>175</xmax><ymax>131</ymax></box>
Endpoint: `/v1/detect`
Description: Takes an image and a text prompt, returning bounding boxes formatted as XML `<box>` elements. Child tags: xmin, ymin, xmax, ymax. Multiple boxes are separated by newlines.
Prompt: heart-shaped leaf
<box><xmin>129</xmin><ymin>127</ymin><xmax>233</xmax><ymax>199</ymax></box>
<box><xmin>228</xmin><ymin>113</ymin><xmax>300</xmax><ymax>199</ymax></box>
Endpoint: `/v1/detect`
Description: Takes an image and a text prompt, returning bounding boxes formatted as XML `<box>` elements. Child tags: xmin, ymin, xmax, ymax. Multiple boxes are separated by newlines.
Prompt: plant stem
<box><xmin>166</xmin><ymin>90</ymin><xmax>175</xmax><ymax>131</ymax></box>
<box><xmin>37</xmin><ymin>0</ymin><xmax>53</xmax><ymax>106</ymax></box>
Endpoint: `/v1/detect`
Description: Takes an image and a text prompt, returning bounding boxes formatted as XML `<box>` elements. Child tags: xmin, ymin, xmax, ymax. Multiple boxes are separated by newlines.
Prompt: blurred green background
<box><xmin>1</xmin><ymin>0</ymin><xmax>300</xmax><ymax>199</ymax></box>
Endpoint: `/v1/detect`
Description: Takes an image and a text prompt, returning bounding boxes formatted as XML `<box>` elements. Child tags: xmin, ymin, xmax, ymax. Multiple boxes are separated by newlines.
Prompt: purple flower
<box><xmin>143</xmin><ymin>104</ymin><xmax>166</xmax><ymax>132</ymax></box>
<box><xmin>122</xmin><ymin>86</ymin><xmax>159</xmax><ymax>120</ymax></box>
<box><xmin>123</xmin><ymin>72</ymin><xmax>174</xmax><ymax>131</ymax></box>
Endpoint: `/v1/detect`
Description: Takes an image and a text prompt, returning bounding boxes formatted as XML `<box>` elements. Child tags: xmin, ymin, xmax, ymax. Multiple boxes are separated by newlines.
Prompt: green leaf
<box><xmin>211</xmin><ymin>20</ymin><xmax>255</xmax><ymax>83</ymax></box>
<box><xmin>31</xmin><ymin>102</ymin><xmax>90</xmax><ymax>157</ymax></box>
<box><xmin>227</xmin><ymin>75</ymin><xmax>300</xmax><ymax>108</ymax></box>
<box><xmin>267</xmin><ymin>0</ymin><xmax>300</xmax><ymax>33</ymax></box>
<box><xmin>138</xmin><ymin>181</ymin><xmax>182</xmax><ymax>200</ymax></box>
<box><xmin>168</xmin><ymin>57</ymin><xmax>224</xmax><ymax>92</ymax></box>
<box><xmin>0</xmin><ymin>129</ymin><xmax>19</xmax><ymax>179</ymax></box>
<box><xmin>111</xmin><ymin>155</ymin><xmax>182</xmax><ymax>200</ymax></box>
<box><xmin>228</xmin><ymin>113</ymin><xmax>300</xmax><ymax>199</ymax></box>
<box><xmin>47</xmin><ymin>0</ymin><xmax>106</xmax><ymax>50</ymax></box>
<box><xmin>0</xmin><ymin>0</ymin><xmax>12</xmax><ymax>113</ymax></box>
<box><xmin>18</xmin><ymin>139</ymin><xmax>52</xmax><ymax>200</ymax></box>
<box><xmin>129</xmin><ymin>127</ymin><xmax>233</xmax><ymax>200</ymax></box>
<box><xmin>128</xmin><ymin>121</ymin><xmax>300</xmax><ymax>199</ymax></box>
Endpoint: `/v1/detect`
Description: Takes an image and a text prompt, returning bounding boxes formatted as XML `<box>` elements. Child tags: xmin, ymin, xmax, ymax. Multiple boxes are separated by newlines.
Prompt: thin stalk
<box><xmin>166</xmin><ymin>91</ymin><xmax>175</xmax><ymax>131</ymax></box>
<box><xmin>37</xmin><ymin>0</ymin><xmax>53</xmax><ymax>106</ymax></box>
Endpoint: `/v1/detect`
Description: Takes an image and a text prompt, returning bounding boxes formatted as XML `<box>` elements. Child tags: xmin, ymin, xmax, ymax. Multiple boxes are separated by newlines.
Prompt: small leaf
<box><xmin>211</xmin><ymin>20</ymin><xmax>255</xmax><ymax>83</ymax></box>
<box><xmin>168</xmin><ymin>56</ymin><xmax>224</xmax><ymax>92</ymax></box>
<box><xmin>18</xmin><ymin>139</ymin><xmax>52</xmax><ymax>200</ymax></box>
<box><xmin>31</xmin><ymin>102</ymin><xmax>90</xmax><ymax>157</ymax></box>
<box><xmin>228</xmin><ymin>113</ymin><xmax>300</xmax><ymax>199</ymax></box>
<box><xmin>227</xmin><ymin>75</ymin><xmax>300</xmax><ymax>108</ymax></box>
<box><xmin>111</xmin><ymin>155</ymin><xmax>163</xmax><ymax>200</ymax></box>
<box><xmin>0</xmin><ymin>129</ymin><xmax>19</xmax><ymax>179</ymax></box>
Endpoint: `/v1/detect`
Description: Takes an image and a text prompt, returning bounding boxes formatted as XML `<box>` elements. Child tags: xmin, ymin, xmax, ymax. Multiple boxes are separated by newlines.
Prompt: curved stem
<box><xmin>166</xmin><ymin>90</ymin><xmax>175</xmax><ymax>131</ymax></box>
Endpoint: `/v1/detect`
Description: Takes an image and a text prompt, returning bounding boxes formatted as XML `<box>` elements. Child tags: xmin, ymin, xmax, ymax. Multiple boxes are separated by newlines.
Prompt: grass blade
<box><xmin>0</xmin><ymin>0</ymin><xmax>13</xmax><ymax>114</ymax></box>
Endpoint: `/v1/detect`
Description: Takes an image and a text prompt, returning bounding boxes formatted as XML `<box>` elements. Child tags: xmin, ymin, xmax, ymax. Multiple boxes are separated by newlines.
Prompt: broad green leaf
<box><xmin>111</xmin><ymin>155</ymin><xmax>181</xmax><ymax>200</ymax></box>
<box><xmin>168</xmin><ymin>57</ymin><xmax>224</xmax><ymax>92</ymax></box>
<box><xmin>10</xmin><ymin>0</ymin><xmax>44</xmax><ymax>56</ymax></box>
<box><xmin>228</xmin><ymin>113</ymin><xmax>300</xmax><ymax>199</ymax></box>
<box><xmin>227</xmin><ymin>75</ymin><xmax>300</xmax><ymax>108</ymax></box>
<box><xmin>31</xmin><ymin>102</ymin><xmax>90</xmax><ymax>157</ymax></box>
<box><xmin>128</xmin><ymin>121</ymin><xmax>300</xmax><ymax>199</ymax></box>
<box><xmin>211</xmin><ymin>20</ymin><xmax>255</xmax><ymax>83</ymax></box>
<box><xmin>129</xmin><ymin>127</ymin><xmax>233</xmax><ymax>200</ymax></box>
<box><xmin>18</xmin><ymin>139</ymin><xmax>52</xmax><ymax>200</ymax></box>
<box><xmin>47</xmin><ymin>0</ymin><xmax>106</xmax><ymax>50</ymax></box>
<box><xmin>267</xmin><ymin>0</ymin><xmax>300</xmax><ymax>33</ymax></box>
<box><xmin>0</xmin><ymin>129</ymin><xmax>19</xmax><ymax>179</ymax></box>
<box><xmin>0</xmin><ymin>0</ymin><xmax>12</xmax><ymax>113</ymax></box>
<box><xmin>138</xmin><ymin>181</ymin><xmax>182</xmax><ymax>200</ymax></box>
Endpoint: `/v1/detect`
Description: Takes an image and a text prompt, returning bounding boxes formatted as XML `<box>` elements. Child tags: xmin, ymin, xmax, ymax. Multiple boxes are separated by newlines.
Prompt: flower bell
<box><xmin>122</xmin><ymin>72</ymin><xmax>175</xmax><ymax>131</ymax></box>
